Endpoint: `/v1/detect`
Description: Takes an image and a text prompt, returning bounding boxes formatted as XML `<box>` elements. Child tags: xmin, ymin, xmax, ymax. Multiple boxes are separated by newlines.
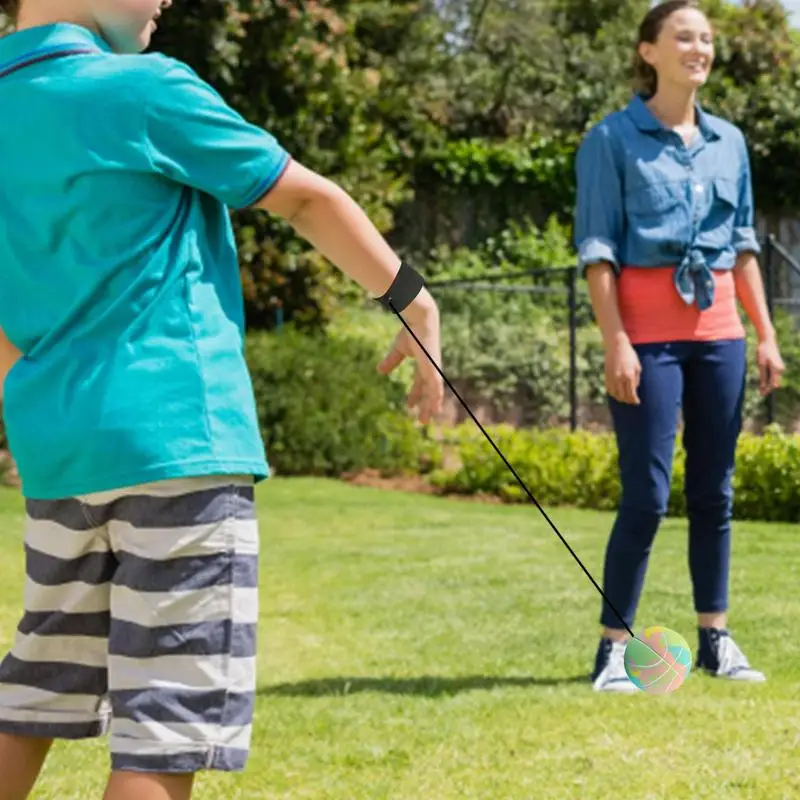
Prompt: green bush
<box><xmin>424</xmin><ymin>216</ymin><xmax>585</xmax><ymax>324</ymax></box>
<box><xmin>441</xmin><ymin>312</ymin><xmax>573</xmax><ymax>425</ymax></box>
<box><xmin>733</xmin><ymin>425</ymin><xmax>800</xmax><ymax>522</ymax></box>
<box><xmin>430</xmin><ymin>423</ymin><xmax>800</xmax><ymax>523</ymax></box>
<box><xmin>324</xmin><ymin>298</ymin><xmax>607</xmax><ymax>428</ymax></box>
<box><xmin>246</xmin><ymin>326</ymin><xmax>441</xmax><ymax>477</ymax></box>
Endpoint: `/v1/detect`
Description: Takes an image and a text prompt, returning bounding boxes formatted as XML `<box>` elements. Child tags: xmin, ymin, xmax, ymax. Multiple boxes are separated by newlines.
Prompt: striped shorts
<box><xmin>0</xmin><ymin>475</ymin><xmax>259</xmax><ymax>774</ymax></box>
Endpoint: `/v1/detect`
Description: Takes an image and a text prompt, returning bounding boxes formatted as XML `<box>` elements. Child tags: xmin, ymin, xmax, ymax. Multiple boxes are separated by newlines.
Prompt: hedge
<box><xmin>428</xmin><ymin>424</ymin><xmax>800</xmax><ymax>523</ymax></box>
<box><xmin>245</xmin><ymin>327</ymin><xmax>439</xmax><ymax>477</ymax></box>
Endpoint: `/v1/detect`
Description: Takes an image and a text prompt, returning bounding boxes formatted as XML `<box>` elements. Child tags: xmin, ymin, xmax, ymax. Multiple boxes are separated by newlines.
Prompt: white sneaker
<box><xmin>591</xmin><ymin>638</ymin><xmax>639</xmax><ymax>693</ymax></box>
<box><xmin>697</xmin><ymin>628</ymin><xmax>766</xmax><ymax>682</ymax></box>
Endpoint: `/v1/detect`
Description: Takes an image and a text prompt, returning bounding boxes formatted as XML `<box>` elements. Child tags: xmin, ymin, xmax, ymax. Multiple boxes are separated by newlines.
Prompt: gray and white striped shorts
<box><xmin>0</xmin><ymin>475</ymin><xmax>259</xmax><ymax>774</ymax></box>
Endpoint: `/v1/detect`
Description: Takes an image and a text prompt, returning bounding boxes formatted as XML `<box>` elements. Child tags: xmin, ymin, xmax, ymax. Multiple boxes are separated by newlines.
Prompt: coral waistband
<box><xmin>617</xmin><ymin>266</ymin><xmax>745</xmax><ymax>345</ymax></box>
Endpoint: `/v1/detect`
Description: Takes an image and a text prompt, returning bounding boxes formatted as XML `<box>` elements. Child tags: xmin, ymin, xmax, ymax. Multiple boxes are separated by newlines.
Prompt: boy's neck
<box><xmin>16</xmin><ymin>2</ymin><xmax>101</xmax><ymax>37</ymax></box>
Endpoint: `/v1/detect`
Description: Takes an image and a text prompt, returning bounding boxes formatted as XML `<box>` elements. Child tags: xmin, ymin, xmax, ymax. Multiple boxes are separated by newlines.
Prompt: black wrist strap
<box><xmin>376</xmin><ymin>261</ymin><xmax>425</xmax><ymax>313</ymax></box>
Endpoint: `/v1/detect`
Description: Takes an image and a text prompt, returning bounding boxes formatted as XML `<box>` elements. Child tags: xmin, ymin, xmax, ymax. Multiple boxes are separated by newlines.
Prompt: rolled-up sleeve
<box><xmin>732</xmin><ymin>134</ymin><xmax>761</xmax><ymax>255</ymax></box>
<box><xmin>574</xmin><ymin>124</ymin><xmax>624</xmax><ymax>275</ymax></box>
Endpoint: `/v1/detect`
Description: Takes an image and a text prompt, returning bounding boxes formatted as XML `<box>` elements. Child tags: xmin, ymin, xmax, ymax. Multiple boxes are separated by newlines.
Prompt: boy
<box><xmin>0</xmin><ymin>1</ymin><xmax>444</xmax><ymax>798</ymax></box>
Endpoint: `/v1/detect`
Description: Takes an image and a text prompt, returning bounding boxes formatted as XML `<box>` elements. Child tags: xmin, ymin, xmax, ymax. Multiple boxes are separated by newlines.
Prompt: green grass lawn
<box><xmin>0</xmin><ymin>478</ymin><xmax>798</xmax><ymax>799</ymax></box>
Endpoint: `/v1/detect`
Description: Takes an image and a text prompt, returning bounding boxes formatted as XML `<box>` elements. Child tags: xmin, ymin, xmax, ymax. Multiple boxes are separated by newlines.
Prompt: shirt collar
<box><xmin>0</xmin><ymin>23</ymin><xmax>112</xmax><ymax>65</ymax></box>
<box><xmin>626</xmin><ymin>93</ymin><xmax>721</xmax><ymax>141</ymax></box>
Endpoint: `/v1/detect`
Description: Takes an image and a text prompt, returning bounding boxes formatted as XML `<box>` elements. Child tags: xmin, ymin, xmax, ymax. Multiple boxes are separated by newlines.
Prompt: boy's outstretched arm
<box><xmin>254</xmin><ymin>160</ymin><xmax>444</xmax><ymax>424</ymax></box>
<box><xmin>0</xmin><ymin>328</ymin><xmax>21</xmax><ymax>403</ymax></box>
<box><xmin>138</xmin><ymin>62</ymin><xmax>443</xmax><ymax>423</ymax></box>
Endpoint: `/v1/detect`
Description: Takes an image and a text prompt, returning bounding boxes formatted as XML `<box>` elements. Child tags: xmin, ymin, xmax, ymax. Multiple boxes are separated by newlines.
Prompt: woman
<box><xmin>574</xmin><ymin>0</ymin><xmax>785</xmax><ymax>693</ymax></box>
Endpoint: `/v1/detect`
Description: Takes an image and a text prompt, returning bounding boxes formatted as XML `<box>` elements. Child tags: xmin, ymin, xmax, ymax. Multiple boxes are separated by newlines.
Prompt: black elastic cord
<box><xmin>384</xmin><ymin>299</ymin><xmax>636</xmax><ymax>639</ymax></box>
<box><xmin>376</xmin><ymin>261</ymin><xmax>425</xmax><ymax>314</ymax></box>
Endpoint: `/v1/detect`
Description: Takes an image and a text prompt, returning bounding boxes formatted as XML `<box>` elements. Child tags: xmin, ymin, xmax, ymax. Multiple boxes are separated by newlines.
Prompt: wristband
<box><xmin>375</xmin><ymin>261</ymin><xmax>425</xmax><ymax>313</ymax></box>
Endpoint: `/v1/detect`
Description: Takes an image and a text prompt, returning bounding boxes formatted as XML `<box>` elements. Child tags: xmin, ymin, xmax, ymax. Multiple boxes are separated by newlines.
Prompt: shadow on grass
<box><xmin>259</xmin><ymin>673</ymin><xmax>589</xmax><ymax>698</ymax></box>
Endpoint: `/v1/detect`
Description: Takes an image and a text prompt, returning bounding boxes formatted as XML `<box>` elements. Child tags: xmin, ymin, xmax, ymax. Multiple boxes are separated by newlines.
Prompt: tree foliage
<box><xmin>392</xmin><ymin>0</ymin><xmax>800</xmax><ymax>242</ymax></box>
<box><xmin>699</xmin><ymin>0</ymin><xmax>800</xmax><ymax>218</ymax></box>
<box><xmin>3</xmin><ymin>0</ymin><xmax>800</xmax><ymax>317</ymax></box>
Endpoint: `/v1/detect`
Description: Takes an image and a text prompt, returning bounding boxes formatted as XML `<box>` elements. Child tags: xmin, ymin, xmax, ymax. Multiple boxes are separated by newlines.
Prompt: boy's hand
<box><xmin>377</xmin><ymin>299</ymin><xmax>444</xmax><ymax>424</ymax></box>
<box><xmin>0</xmin><ymin>328</ymin><xmax>21</xmax><ymax>402</ymax></box>
<box><xmin>255</xmin><ymin>161</ymin><xmax>446</xmax><ymax>422</ymax></box>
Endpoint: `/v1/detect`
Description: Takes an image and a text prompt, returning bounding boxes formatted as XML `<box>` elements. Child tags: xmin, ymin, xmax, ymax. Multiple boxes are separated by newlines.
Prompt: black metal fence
<box><xmin>425</xmin><ymin>234</ymin><xmax>800</xmax><ymax>431</ymax></box>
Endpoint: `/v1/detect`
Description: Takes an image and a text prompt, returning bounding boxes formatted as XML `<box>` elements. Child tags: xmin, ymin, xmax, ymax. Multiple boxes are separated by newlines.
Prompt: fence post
<box><xmin>765</xmin><ymin>235</ymin><xmax>775</xmax><ymax>426</ymax></box>
<box><xmin>567</xmin><ymin>266</ymin><xmax>578</xmax><ymax>432</ymax></box>
<box><xmin>765</xmin><ymin>234</ymin><xmax>775</xmax><ymax>316</ymax></box>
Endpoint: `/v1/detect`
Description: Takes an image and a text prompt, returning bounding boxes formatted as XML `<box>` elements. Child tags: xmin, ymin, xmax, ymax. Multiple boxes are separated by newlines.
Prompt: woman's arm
<box><xmin>734</xmin><ymin>252</ymin><xmax>774</xmax><ymax>343</ymax></box>
<box><xmin>730</xmin><ymin>135</ymin><xmax>784</xmax><ymax>396</ymax></box>
<box><xmin>574</xmin><ymin>124</ymin><xmax>640</xmax><ymax>405</ymax></box>
<box><xmin>734</xmin><ymin>252</ymin><xmax>784</xmax><ymax>396</ymax></box>
<box><xmin>586</xmin><ymin>264</ymin><xmax>641</xmax><ymax>405</ymax></box>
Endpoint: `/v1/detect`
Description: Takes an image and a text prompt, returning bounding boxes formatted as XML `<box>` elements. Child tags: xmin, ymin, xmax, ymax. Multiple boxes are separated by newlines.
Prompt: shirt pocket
<box><xmin>624</xmin><ymin>181</ymin><xmax>688</xmax><ymax>245</ymax></box>
<box><xmin>699</xmin><ymin>176</ymin><xmax>738</xmax><ymax>249</ymax></box>
<box><xmin>625</xmin><ymin>182</ymin><xmax>683</xmax><ymax>216</ymax></box>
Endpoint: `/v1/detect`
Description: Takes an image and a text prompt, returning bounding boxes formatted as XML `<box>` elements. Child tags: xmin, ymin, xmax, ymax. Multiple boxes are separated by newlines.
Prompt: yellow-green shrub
<box><xmin>431</xmin><ymin>424</ymin><xmax>800</xmax><ymax>523</ymax></box>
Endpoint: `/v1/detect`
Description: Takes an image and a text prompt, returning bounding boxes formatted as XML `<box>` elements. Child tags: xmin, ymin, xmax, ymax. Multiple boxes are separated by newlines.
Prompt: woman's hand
<box><xmin>605</xmin><ymin>334</ymin><xmax>642</xmax><ymax>405</ymax></box>
<box><xmin>757</xmin><ymin>335</ymin><xmax>785</xmax><ymax>396</ymax></box>
<box><xmin>733</xmin><ymin>254</ymin><xmax>785</xmax><ymax>397</ymax></box>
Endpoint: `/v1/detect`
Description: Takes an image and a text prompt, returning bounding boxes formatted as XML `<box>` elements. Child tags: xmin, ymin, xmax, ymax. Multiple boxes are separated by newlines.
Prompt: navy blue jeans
<box><xmin>600</xmin><ymin>338</ymin><xmax>746</xmax><ymax>630</ymax></box>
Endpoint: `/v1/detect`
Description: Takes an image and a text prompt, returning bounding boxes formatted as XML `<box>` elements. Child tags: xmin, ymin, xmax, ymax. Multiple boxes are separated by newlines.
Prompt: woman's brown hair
<box><xmin>633</xmin><ymin>0</ymin><xmax>703</xmax><ymax>96</ymax></box>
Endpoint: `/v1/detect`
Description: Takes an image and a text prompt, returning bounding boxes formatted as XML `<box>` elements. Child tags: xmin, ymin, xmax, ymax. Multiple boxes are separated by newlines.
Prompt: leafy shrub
<box><xmin>246</xmin><ymin>326</ymin><xmax>440</xmax><ymax>477</ymax></box>
<box><xmin>441</xmin><ymin>312</ymin><xmax>574</xmax><ymax>425</ymax></box>
<box><xmin>431</xmin><ymin>424</ymin><xmax>800</xmax><ymax>523</ymax></box>
<box><xmin>425</xmin><ymin>216</ymin><xmax>575</xmax><ymax>280</ymax></box>
<box><xmin>733</xmin><ymin>425</ymin><xmax>800</xmax><ymax>522</ymax></box>
<box><xmin>323</xmin><ymin>298</ymin><xmax>606</xmax><ymax>428</ymax></box>
<box><xmin>429</xmin><ymin>425</ymin><xmax>621</xmax><ymax>509</ymax></box>
<box><xmin>423</xmin><ymin>216</ymin><xmax>584</xmax><ymax>324</ymax></box>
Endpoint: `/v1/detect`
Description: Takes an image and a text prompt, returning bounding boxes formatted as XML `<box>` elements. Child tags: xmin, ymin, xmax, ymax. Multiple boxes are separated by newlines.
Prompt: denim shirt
<box><xmin>573</xmin><ymin>94</ymin><xmax>760</xmax><ymax>310</ymax></box>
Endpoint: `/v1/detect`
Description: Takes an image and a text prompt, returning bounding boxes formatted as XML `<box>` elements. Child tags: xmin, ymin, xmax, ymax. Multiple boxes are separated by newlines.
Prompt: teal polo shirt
<box><xmin>0</xmin><ymin>23</ymin><xmax>290</xmax><ymax>499</ymax></box>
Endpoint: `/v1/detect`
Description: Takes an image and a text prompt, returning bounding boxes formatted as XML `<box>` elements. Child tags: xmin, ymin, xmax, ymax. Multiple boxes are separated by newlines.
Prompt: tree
<box><xmin>699</xmin><ymin>0</ymin><xmax>800</xmax><ymax>219</ymax></box>
<box><xmin>154</xmin><ymin>0</ymin><xmax>415</xmax><ymax>329</ymax></box>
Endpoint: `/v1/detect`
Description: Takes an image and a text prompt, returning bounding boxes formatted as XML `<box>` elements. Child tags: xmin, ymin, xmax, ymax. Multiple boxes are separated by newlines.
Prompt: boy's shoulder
<box><xmin>67</xmin><ymin>52</ymin><xmax>214</xmax><ymax>121</ymax></box>
<box><xmin>66</xmin><ymin>51</ymin><xmax>202</xmax><ymax>108</ymax></box>
<box><xmin>83</xmin><ymin>51</ymin><xmax>194</xmax><ymax>86</ymax></box>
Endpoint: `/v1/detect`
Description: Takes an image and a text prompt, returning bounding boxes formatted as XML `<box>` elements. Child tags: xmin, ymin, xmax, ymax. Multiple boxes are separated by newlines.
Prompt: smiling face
<box><xmin>90</xmin><ymin>0</ymin><xmax>172</xmax><ymax>53</ymax></box>
<box><xmin>638</xmin><ymin>7</ymin><xmax>714</xmax><ymax>93</ymax></box>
